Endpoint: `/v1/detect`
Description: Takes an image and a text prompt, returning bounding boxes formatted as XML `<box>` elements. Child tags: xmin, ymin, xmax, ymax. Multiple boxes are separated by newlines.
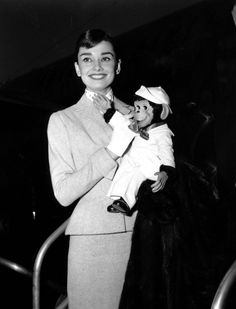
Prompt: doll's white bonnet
<box><xmin>135</xmin><ymin>85</ymin><xmax>172</xmax><ymax>120</ymax></box>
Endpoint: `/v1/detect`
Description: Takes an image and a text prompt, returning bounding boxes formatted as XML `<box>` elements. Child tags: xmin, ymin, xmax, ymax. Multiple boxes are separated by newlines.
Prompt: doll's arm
<box><xmin>151</xmin><ymin>130</ymin><xmax>176</xmax><ymax>192</ymax></box>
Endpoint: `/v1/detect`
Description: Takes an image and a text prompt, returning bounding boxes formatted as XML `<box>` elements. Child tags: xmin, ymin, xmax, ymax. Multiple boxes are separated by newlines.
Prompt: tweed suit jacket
<box><xmin>47</xmin><ymin>93</ymin><xmax>137</xmax><ymax>235</ymax></box>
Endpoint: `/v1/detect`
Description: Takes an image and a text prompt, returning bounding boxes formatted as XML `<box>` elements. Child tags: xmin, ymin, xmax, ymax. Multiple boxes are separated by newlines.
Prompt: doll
<box><xmin>93</xmin><ymin>85</ymin><xmax>175</xmax><ymax>215</ymax></box>
<box><xmin>108</xmin><ymin>85</ymin><xmax>176</xmax><ymax>214</ymax></box>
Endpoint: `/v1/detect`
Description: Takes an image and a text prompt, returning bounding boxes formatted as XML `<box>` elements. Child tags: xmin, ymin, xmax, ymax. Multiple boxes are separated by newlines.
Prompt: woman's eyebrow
<box><xmin>79</xmin><ymin>51</ymin><xmax>114</xmax><ymax>57</ymax></box>
<box><xmin>101</xmin><ymin>52</ymin><xmax>115</xmax><ymax>57</ymax></box>
<box><xmin>79</xmin><ymin>52</ymin><xmax>92</xmax><ymax>57</ymax></box>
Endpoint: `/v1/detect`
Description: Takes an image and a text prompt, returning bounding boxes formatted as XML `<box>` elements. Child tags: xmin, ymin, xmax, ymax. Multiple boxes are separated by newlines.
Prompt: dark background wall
<box><xmin>0</xmin><ymin>0</ymin><xmax>232</xmax><ymax>267</ymax></box>
<box><xmin>0</xmin><ymin>0</ymin><xmax>236</xmax><ymax>307</ymax></box>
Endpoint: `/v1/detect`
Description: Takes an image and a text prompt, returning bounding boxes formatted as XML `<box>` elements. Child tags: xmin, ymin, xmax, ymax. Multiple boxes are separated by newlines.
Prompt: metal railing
<box><xmin>0</xmin><ymin>256</ymin><xmax>32</xmax><ymax>278</ymax></box>
<box><xmin>32</xmin><ymin>218</ymin><xmax>69</xmax><ymax>309</ymax></box>
<box><xmin>0</xmin><ymin>255</ymin><xmax>67</xmax><ymax>296</ymax></box>
<box><xmin>211</xmin><ymin>258</ymin><xmax>236</xmax><ymax>309</ymax></box>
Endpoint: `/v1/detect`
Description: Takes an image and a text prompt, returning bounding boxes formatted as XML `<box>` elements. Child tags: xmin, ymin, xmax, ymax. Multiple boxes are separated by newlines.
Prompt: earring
<box><xmin>116</xmin><ymin>69</ymin><xmax>120</xmax><ymax>74</ymax></box>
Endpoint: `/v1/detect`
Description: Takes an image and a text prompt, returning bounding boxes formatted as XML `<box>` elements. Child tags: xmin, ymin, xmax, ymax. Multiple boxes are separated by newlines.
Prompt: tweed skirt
<box><xmin>67</xmin><ymin>231</ymin><xmax>132</xmax><ymax>309</ymax></box>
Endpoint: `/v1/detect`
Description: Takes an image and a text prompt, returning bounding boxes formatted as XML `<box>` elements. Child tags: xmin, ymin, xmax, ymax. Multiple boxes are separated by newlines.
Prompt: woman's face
<box><xmin>74</xmin><ymin>40</ymin><xmax>121</xmax><ymax>94</ymax></box>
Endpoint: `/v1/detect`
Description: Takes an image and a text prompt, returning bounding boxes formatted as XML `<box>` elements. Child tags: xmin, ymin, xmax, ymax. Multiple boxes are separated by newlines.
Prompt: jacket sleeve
<box><xmin>156</xmin><ymin>130</ymin><xmax>175</xmax><ymax>168</ymax></box>
<box><xmin>47</xmin><ymin>112</ymin><xmax>117</xmax><ymax>206</ymax></box>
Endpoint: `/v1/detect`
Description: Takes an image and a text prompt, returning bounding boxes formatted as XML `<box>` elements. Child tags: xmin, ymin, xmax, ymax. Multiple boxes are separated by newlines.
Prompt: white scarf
<box><xmin>85</xmin><ymin>88</ymin><xmax>114</xmax><ymax>102</ymax></box>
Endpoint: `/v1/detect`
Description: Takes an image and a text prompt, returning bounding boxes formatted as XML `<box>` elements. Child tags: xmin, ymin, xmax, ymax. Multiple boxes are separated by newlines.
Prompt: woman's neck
<box><xmin>86</xmin><ymin>87</ymin><xmax>112</xmax><ymax>96</ymax></box>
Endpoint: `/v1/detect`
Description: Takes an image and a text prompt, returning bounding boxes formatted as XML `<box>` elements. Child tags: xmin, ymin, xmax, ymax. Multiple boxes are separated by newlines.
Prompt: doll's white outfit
<box><xmin>107</xmin><ymin>123</ymin><xmax>175</xmax><ymax>208</ymax></box>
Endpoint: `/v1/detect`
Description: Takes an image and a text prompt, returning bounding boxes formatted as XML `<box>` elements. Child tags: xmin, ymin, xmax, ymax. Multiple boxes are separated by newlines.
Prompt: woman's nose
<box><xmin>94</xmin><ymin>60</ymin><xmax>102</xmax><ymax>71</ymax></box>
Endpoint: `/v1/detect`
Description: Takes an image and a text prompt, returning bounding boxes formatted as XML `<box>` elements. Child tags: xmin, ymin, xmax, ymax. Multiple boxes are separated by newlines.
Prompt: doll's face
<box><xmin>134</xmin><ymin>100</ymin><xmax>154</xmax><ymax>128</ymax></box>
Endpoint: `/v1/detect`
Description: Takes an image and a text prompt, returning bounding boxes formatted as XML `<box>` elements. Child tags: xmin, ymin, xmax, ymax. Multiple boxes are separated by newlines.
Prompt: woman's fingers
<box><xmin>93</xmin><ymin>94</ymin><xmax>112</xmax><ymax>112</ymax></box>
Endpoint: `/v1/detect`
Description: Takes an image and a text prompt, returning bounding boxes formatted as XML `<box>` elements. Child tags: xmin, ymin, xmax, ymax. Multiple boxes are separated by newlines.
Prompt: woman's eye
<box><xmin>82</xmin><ymin>57</ymin><xmax>92</xmax><ymax>63</ymax></box>
<box><xmin>143</xmin><ymin>106</ymin><xmax>148</xmax><ymax>110</ymax></box>
<box><xmin>102</xmin><ymin>56</ymin><xmax>112</xmax><ymax>62</ymax></box>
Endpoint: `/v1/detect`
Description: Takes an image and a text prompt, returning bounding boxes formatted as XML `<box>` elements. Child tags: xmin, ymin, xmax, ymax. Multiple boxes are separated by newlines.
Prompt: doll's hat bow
<box><xmin>135</xmin><ymin>85</ymin><xmax>172</xmax><ymax>120</ymax></box>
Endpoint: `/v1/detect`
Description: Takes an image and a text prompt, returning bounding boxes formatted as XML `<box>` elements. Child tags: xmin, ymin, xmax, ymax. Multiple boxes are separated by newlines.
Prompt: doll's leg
<box><xmin>108</xmin><ymin>170</ymin><xmax>145</xmax><ymax>215</ymax></box>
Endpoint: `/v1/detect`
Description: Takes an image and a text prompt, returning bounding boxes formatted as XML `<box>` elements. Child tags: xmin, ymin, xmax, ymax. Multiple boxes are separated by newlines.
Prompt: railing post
<box><xmin>32</xmin><ymin>218</ymin><xmax>69</xmax><ymax>309</ymax></box>
<box><xmin>211</xmin><ymin>259</ymin><xmax>236</xmax><ymax>309</ymax></box>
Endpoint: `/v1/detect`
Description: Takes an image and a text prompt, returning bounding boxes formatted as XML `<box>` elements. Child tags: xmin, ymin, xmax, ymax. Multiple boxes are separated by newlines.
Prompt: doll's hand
<box><xmin>151</xmin><ymin>171</ymin><xmax>168</xmax><ymax>193</ymax></box>
<box><xmin>93</xmin><ymin>94</ymin><xmax>112</xmax><ymax>114</ymax></box>
<box><xmin>123</xmin><ymin>111</ymin><xmax>139</xmax><ymax>132</ymax></box>
<box><xmin>123</xmin><ymin>110</ymin><xmax>135</xmax><ymax>121</ymax></box>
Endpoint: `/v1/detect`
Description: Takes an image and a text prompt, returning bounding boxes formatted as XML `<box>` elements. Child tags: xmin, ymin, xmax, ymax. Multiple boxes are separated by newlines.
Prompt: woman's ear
<box><xmin>116</xmin><ymin>59</ymin><xmax>121</xmax><ymax>75</ymax></box>
<box><xmin>74</xmin><ymin>62</ymin><xmax>81</xmax><ymax>77</ymax></box>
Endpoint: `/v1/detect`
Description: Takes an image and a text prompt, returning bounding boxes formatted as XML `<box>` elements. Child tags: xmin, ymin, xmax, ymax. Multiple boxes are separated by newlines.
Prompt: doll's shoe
<box><xmin>107</xmin><ymin>198</ymin><xmax>131</xmax><ymax>214</ymax></box>
<box><xmin>107</xmin><ymin>205</ymin><xmax>120</xmax><ymax>213</ymax></box>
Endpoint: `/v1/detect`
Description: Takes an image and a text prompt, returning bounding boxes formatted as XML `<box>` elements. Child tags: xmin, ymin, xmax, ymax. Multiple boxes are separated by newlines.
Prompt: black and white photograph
<box><xmin>0</xmin><ymin>0</ymin><xmax>236</xmax><ymax>308</ymax></box>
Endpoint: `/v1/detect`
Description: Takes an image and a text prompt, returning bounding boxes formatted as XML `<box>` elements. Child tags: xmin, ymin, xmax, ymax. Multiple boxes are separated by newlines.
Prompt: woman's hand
<box><xmin>93</xmin><ymin>93</ymin><xmax>112</xmax><ymax>114</ymax></box>
<box><xmin>151</xmin><ymin>171</ymin><xmax>168</xmax><ymax>193</ymax></box>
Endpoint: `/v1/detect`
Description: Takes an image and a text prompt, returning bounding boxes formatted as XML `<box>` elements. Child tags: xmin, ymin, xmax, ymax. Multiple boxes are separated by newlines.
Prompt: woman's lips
<box><xmin>89</xmin><ymin>74</ymin><xmax>106</xmax><ymax>79</ymax></box>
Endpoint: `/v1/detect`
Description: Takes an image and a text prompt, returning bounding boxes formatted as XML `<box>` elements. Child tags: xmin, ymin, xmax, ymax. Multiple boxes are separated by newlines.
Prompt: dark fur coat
<box><xmin>119</xmin><ymin>158</ymin><xmax>221</xmax><ymax>309</ymax></box>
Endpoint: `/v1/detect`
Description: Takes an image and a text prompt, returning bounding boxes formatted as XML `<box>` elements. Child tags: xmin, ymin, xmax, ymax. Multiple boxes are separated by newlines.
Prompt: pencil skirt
<box><xmin>67</xmin><ymin>231</ymin><xmax>132</xmax><ymax>309</ymax></box>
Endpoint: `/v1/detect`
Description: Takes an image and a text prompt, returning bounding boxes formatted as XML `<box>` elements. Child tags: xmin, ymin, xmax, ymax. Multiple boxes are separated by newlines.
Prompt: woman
<box><xmin>47</xmin><ymin>29</ymin><xmax>166</xmax><ymax>309</ymax></box>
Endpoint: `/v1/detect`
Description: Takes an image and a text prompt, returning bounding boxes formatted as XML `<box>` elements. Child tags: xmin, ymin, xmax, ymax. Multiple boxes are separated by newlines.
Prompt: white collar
<box><xmin>85</xmin><ymin>89</ymin><xmax>114</xmax><ymax>101</ymax></box>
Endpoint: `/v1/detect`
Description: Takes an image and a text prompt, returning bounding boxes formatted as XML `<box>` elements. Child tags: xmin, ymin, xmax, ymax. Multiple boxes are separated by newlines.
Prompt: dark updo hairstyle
<box><xmin>74</xmin><ymin>29</ymin><xmax>119</xmax><ymax>62</ymax></box>
<box><xmin>134</xmin><ymin>94</ymin><xmax>164</xmax><ymax>124</ymax></box>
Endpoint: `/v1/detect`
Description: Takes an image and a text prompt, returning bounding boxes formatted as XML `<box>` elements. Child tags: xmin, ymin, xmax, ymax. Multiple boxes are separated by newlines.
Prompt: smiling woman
<box><xmin>47</xmin><ymin>29</ymin><xmax>137</xmax><ymax>309</ymax></box>
<box><xmin>74</xmin><ymin>30</ymin><xmax>121</xmax><ymax>94</ymax></box>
